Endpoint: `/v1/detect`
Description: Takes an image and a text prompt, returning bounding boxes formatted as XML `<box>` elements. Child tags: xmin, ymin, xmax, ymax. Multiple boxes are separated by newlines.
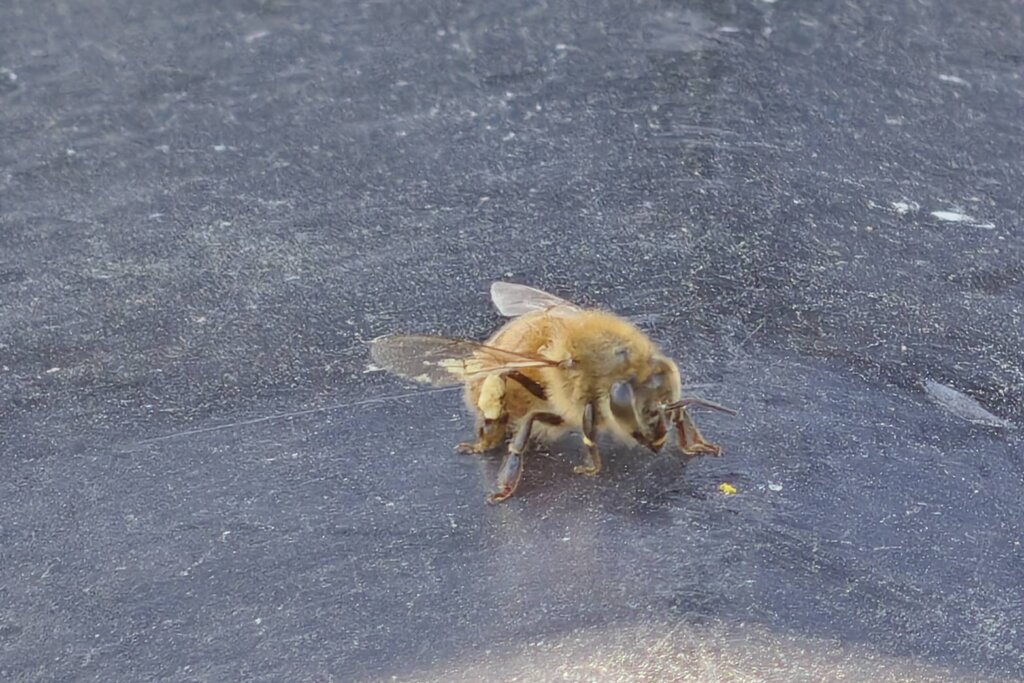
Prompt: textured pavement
<box><xmin>2</xmin><ymin>1</ymin><xmax>1023</xmax><ymax>680</ymax></box>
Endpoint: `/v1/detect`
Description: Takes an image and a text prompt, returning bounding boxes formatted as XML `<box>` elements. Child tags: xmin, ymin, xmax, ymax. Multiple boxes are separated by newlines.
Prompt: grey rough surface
<box><xmin>1</xmin><ymin>0</ymin><xmax>1023</xmax><ymax>681</ymax></box>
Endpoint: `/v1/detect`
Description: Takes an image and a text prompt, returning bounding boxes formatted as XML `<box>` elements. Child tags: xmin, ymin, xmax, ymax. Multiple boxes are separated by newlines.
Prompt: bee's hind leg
<box><xmin>456</xmin><ymin>413</ymin><xmax>508</xmax><ymax>454</ymax></box>
<box><xmin>456</xmin><ymin>374</ymin><xmax>508</xmax><ymax>454</ymax></box>
<box><xmin>674</xmin><ymin>407</ymin><xmax>722</xmax><ymax>457</ymax></box>
<box><xmin>488</xmin><ymin>411</ymin><xmax>562</xmax><ymax>503</ymax></box>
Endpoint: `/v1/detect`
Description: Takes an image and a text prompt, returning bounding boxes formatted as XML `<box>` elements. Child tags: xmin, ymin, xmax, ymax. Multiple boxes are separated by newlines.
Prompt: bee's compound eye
<box><xmin>609</xmin><ymin>381</ymin><xmax>639</xmax><ymax>426</ymax></box>
<box><xmin>610</xmin><ymin>380</ymin><xmax>633</xmax><ymax>408</ymax></box>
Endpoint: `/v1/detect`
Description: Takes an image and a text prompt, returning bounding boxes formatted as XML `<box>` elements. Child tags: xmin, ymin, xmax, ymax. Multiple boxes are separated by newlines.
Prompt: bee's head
<box><xmin>609</xmin><ymin>356</ymin><xmax>680</xmax><ymax>453</ymax></box>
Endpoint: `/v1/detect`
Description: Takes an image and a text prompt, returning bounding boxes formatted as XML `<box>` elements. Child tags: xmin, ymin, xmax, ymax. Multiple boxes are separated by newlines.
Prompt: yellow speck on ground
<box><xmin>718</xmin><ymin>482</ymin><xmax>737</xmax><ymax>495</ymax></box>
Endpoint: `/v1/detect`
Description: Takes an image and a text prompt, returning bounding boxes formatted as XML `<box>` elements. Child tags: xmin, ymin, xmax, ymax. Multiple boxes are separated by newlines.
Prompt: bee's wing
<box><xmin>490</xmin><ymin>282</ymin><xmax>582</xmax><ymax>318</ymax></box>
<box><xmin>370</xmin><ymin>334</ymin><xmax>562</xmax><ymax>386</ymax></box>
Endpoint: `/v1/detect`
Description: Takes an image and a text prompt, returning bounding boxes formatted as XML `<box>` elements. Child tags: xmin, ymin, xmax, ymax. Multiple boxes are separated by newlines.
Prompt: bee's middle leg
<box><xmin>488</xmin><ymin>411</ymin><xmax>562</xmax><ymax>503</ymax></box>
<box><xmin>674</xmin><ymin>407</ymin><xmax>722</xmax><ymax>456</ymax></box>
<box><xmin>573</xmin><ymin>402</ymin><xmax>603</xmax><ymax>476</ymax></box>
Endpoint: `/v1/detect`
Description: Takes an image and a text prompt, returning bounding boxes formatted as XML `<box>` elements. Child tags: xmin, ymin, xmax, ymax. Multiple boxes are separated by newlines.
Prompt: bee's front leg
<box><xmin>573</xmin><ymin>402</ymin><xmax>602</xmax><ymax>476</ymax></box>
<box><xmin>488</xmin><ymin>411</ymin><xmax>562</xmax><ymax>503</ymax></box>
<box><xmin>674</xmin><ymin>407</ymin><xmax>722</xmax><ymax>457</ymax></box>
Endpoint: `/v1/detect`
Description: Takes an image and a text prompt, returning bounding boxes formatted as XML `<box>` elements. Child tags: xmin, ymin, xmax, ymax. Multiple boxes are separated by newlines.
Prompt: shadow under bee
<box><xmin>462</xmin><ymin>432</ymin><xmax>702</xmax><ymax>506</ymax></box>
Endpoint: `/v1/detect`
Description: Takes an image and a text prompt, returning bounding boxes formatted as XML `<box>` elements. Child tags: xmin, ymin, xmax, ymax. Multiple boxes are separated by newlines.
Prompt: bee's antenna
<box><xmin>663</xmin><ymin>397</ymin><xmax>738</xmax><ymax>416</ymax></box>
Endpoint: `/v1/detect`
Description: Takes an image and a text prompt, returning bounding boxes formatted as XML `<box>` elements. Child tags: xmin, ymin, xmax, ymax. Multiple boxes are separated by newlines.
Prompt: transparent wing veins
<box><xmin>489</xmin><ymin>281</ymin><xmax>582</xmax><ymax>318</ymax></box>
<box><xmin>370</xmin><ymin>334</ymin><xmax>562</xmax><ymax>386</ymax></box>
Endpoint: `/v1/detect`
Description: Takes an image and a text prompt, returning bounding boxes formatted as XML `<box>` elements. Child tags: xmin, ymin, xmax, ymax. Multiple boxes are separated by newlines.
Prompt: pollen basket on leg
<box><xmin>477</xmin><ymin>374</ymin><xmax>506</xmax><ymax>420</ymax></box>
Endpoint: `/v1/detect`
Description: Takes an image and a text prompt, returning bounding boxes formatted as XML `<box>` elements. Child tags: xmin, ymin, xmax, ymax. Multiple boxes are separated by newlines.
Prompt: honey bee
<box><xmin>370</xmin><ymin>282</ymin><xmax>735</xmax><ymax>503</ymax></box>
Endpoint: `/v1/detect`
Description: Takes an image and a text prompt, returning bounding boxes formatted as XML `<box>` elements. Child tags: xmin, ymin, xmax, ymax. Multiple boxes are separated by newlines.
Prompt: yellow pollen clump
<box><xmin>477</xmin><ymin>374</ymin><xmax>506</xmax><ymax>420</ymax></box>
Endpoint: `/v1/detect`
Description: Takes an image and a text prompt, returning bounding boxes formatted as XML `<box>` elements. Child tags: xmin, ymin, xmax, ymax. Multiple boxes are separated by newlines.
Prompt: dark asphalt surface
<box><xmin>2</xmin><ymin>1</ymin><xmax>1023</xmax><ymax>681</ymax></box>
